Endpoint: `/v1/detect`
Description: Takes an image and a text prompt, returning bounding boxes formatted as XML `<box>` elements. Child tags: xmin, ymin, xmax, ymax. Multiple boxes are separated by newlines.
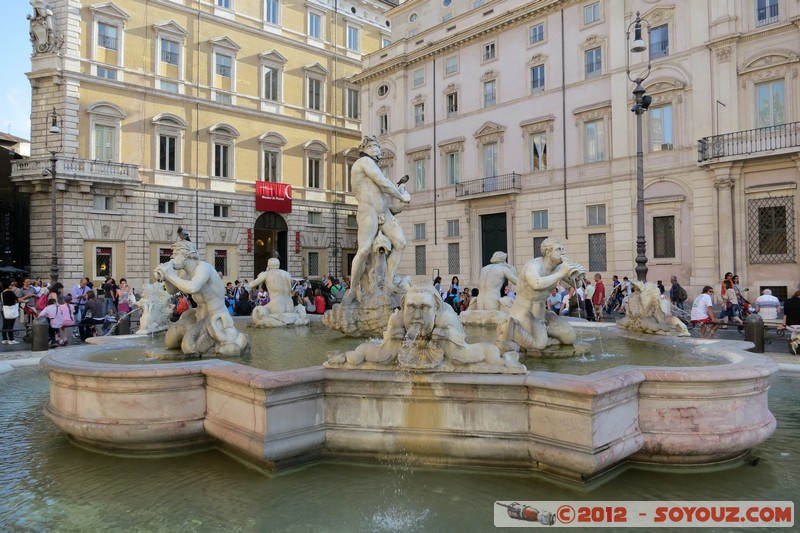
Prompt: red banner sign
<box><xmin>256</xmin><ymin>181</ymin><xmax>292</xmax><ymax>213</ymax></box>
<box><xmin>247</xmin><ymin>229</ymin><xmax>252</xmax><ymax>253</ymax></box>
<box><xmin>295</xmin><ymin>231</ymin><xmax>300</xmax><ymax>254</ymax></box>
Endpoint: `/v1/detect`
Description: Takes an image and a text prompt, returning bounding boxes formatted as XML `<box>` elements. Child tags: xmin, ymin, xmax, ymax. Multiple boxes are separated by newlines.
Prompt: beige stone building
<box><xmin>357</xmin><ymin>0</ymin><xmax>799</xmax><ymax>299</ymax></box>
<box><xmin>13</xmin><ymin>0</ymin><xmax>395</xmax><ymax>289</ymax></box>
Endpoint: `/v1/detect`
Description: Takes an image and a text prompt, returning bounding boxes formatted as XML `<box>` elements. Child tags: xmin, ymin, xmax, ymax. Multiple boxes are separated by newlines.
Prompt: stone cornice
<box><xmin>706</xmin><ymin>20</ymin><xmax>797</xmax><ymax>50</ymax></box>
<box><xmin>353</xmin><ymin>0</ymin><xmax>570</xmax><ymax>84</ymax></box>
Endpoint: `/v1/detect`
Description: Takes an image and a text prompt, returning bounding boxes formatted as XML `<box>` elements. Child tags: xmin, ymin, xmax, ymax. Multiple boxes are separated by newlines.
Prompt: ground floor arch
<box><xmin>254</xmin><ymin>212</ymin><xmax>288</xmax><ymax>276</ymax></box>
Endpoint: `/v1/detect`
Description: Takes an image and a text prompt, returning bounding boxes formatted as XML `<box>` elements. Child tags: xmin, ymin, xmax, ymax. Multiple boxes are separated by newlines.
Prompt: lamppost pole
<box><xmin>626</xmin><ymin>12</ymin><xmax>652</xmax><ymax>283</ymax></box>
<box><xmin>46</xmin><ymin>107</ymin><xmax>62</xmax><ymax>285</ymax></box>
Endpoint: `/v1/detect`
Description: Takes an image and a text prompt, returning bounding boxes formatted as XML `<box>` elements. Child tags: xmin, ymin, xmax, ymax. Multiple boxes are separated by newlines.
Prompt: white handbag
<box><xmin>3</xmin><ymin>303</ymin><xmax>20</xmax><ymax>319</ymax></box>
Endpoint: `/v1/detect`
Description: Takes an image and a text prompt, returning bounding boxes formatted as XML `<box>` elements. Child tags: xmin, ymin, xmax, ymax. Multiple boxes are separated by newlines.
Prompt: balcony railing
<box><xmin>455</xmin><ymin>172</ymin><xmax>521</xmax><ymax>198</ymax></box>
<box><xmin>10</xmin><ymin>157</ymin><xmax>140</xmax><ymax>185</ymax></box>
<box><xmin>697</xmin><ymin>121</ymin><xmax>800</xmax><ymax>163</ymax></box>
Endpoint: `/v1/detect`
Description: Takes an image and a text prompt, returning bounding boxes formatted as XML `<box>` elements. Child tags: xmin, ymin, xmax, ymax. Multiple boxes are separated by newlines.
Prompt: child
<box><xmin>38</xmin><ymin>294</ymin><xmax>65</xmax><ymax>347</ymax></box>
<box><xmin>57</xmin><ymin>294</ymin><xmax>76</xmax><ymax>346</ymax></box>
<box><xmin>101</xmin><ymin>309</ymin><xmax>117</xmax><ymax>335</ymax></box>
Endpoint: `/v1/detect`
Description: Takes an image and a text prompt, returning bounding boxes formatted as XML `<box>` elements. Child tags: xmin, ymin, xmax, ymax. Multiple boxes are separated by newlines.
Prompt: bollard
<box><xmin>744</xmin><ymin>313</ymin><xmax>765</xmax><ymax>353</ymax></box>
<box><xmin>115</xmin><ymin>313</ymin><xmax>130</xmax><ymax>335</ymax></box>
<box><xmin>31</xmin><ymin>317</ymin><xmax>51</xmax><ymax>352</ymax></box>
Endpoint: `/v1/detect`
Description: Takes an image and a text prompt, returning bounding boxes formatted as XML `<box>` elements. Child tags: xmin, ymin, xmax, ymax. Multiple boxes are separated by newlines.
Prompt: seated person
<box><xmin>78</xmin><ymin>291</ymin><xmax>105</xmax><ymax>341</ymax></box>
<box><xmin>754</xmin><ymin>289</ymin><xmax>780</xmax><ymax>320</ymax></box>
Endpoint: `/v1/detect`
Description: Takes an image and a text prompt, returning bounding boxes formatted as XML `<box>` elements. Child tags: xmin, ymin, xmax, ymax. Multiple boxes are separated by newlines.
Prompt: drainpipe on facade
<box><xmin>561</xmin><ymin>9</ymin><xmax>568</xmax><ymax>240</ymax></box>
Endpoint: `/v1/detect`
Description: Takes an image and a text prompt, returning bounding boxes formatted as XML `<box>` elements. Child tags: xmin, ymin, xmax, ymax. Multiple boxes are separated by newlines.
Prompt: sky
<box><xmin>0</xmin><ymin>1</ymin><xmax>34</xmax><ymax>141</ymax></box>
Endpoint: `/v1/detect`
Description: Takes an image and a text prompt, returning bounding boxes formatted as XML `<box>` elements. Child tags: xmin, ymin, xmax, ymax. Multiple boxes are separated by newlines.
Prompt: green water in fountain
<box><xmin>88</xmin><ymin>321</ymin><xmax>729</xmax><ymax>374</ymax></box>
<box><xmin>1</xmin><ymin>367</ymin><xmax>797</xmax><ymax>532</ymax></box>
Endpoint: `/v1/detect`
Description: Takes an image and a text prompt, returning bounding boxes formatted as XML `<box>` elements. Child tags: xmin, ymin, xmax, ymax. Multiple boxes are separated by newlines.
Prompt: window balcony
<box><xmin>10</xmin><ymin>157</ymin><xmax>140</xmax><ymax>192</ymax></box>
<box><xmin>455</xmin><ymin>172</ymin><xmax>521</xmax><ymax>198</ymax></box>
<box><xmin>697</xmin><ymin>121</ymin><xmax>800</xmax><ymax>164</ymax></box>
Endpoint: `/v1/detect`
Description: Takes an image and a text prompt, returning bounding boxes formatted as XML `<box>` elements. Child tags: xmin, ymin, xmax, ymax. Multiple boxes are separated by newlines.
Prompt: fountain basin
<box><xmin>40</xmin><ymin>328</ymin><xmax>777</xmax><ymax>483</ymax></box>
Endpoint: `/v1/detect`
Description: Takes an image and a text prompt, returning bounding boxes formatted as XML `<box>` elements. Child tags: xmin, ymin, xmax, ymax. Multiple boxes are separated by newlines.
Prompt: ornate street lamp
<box><xmin>626</xmin><ymin>12</ymin><xmax>652</xmax><ymax>283</ymax></box>
<box><xmin>45</xmin><ymin>107</ymin><xmax>62</xmax><ymax>284</ymax></box>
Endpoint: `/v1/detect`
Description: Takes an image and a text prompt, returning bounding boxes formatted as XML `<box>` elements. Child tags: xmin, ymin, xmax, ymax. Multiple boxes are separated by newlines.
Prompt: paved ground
<box><xmin>2</xmin><ymin>310</ymin><xmax>797</xmax><ymax>372</ymax></box>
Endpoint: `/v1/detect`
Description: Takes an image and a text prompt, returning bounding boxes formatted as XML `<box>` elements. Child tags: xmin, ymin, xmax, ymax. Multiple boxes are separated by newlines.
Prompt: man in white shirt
<box><xmin>754</xmin><ymin>289</ymin><xmax>780</xmax><ymax>320</ymax></box>
<box><xmin>690</xmin><ymin>285</ymin><xmax>720</xmax><ymax>338</ymax></box>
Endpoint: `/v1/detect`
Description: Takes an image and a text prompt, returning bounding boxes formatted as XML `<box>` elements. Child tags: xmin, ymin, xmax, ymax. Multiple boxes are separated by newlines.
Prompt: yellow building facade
<box><xmin>15</xmin><ymin>0</ymin><xmax>395</xmax><ymax>288</ymax></box>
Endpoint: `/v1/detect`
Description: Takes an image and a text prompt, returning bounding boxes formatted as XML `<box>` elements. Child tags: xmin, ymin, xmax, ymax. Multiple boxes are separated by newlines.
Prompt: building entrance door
<box><xmin>254</xmin><ymin>212</ymin><xmax>288</xmax><ymax>276</ymax></box>
<box><xmin>480</xmin><ymin>213</ymin><xmax>507</xmax><ymax>267</ymax></box>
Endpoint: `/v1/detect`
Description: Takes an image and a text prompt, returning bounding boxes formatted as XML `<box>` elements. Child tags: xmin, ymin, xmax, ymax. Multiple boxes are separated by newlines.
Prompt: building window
<box><xmin>650</xmin><ymin>104</ymin><xmax>673</xmax><ymax>151</ymax></box>
<box><xmin>756</xmin><ymin>79</ymin><xmax>784</xmax><ymax>128</ymax></box>
<box><xmin>587</xmin><ymin>204</ymin><xmax>606</xmax><ymax>226</ymax></box>
<box><xmin>93</xmin><ymin>196</ymin><xmax>114</xmax><ymax>211</ymax></box>
<box><xmin>533</xmin><ymin>236</ymin><xmax>546</xmax><ymax>258</ymax></box>
<box><xmin>264</xmin><ymin>65</ymin><xmax>280</xmax><ymax>101</ymax></box>
<box><xmin>448</xmin><ymin>243</ymin><xmax>460</xmax><ymax>275</ymax></box>
<box><xmin>159</xmin><ymin>248</ymin><xmax>172</xmax><ymax>264</ymax></box>
<box><xmin>583</xmin><ymin>2</ymin><xmax>600</xmax><ymax>25</ymax></box>
<box><xmin>414</xmin><ymin>103</ymin><xmax>425</xmax><ymax>127</ymax></box>
<box><xmin>756</xmin><ymin>0</ymin><xmax>779</xmax><ymax>27</ymax></box>
<box><xmin>346</xmin><ymin>214</ymin><xmax>357</xmax><ymax>228</ymax></box>
<box><xmin>748</xmin><ymin>196</ymin><xmax>795</xmax><ymax>263</ymax></box>
<box><xmin>217</xmin><ymin>0</ymin><xmax>231</xmax><ymax>7</ymax></box>
<box><xmin>415</xmin><ymin>245</ymin><xmax>426</xmax><ymax>275</ymax></box>
<box><xmin>532</xmin><ymin>210</ymin><xmax>548</xmax><ymax>230</ymax></box>
<box><xmin>445</xmin><ymin>56</ymin><xmax>458</xmax><ymax>75</ymax></box>
<box><xmin>585</xmin><ymin>47</ymin><xmax>602</xmax><ymax>78</ymax></box>
<box><xmin>98</xmin><ymin>23</ymin><xmax>118</xmax><ymax>50</ymax></box>
<box><xmin>94</xmin><ymin>124</ymin><xmax>115</xmax><ymax>161</ymax></box>
<box><xmin>159</xmin><ymin>134</ymin><xmax>177</xmax><ymax>171</ymax></box>
<box><xmin>446</xmin><ymin>151</ymin><xmax>459</xmax><ymax>185</ymax></box>
<box><xmin>414</xmin><ymin>223</ymin><xmax>426</xmax><ymax>240</ymax></box>
<box><xmin>483</xmin><ymin>42</ymin><xmax>496</xmax><ymax>61</ymax></box>
<box><xmin>308</xmin><ymin>211</ymin><xmax>322</xmax><ymax>225</ymax></box>
<box><xmin>161</xmin><ymin>80</ymin><xmax>178</xmax><ymax>93</ymax></box>
<box><xmin>308</xmin><ymin>11</ymin><xmax>321</xmax><ymax>39</ymax></box>
<box><xmin>413</xmin><ymin>68</ymin><xmax>425</xmax><ymax>86</ymax></box>
<box><xmin>588</xmin><ymin>233</ymin><xmax>607</xmax><ymax>271</ymax></box>
<box><xmin>215</xmin><ymin>54</ymin><xmax>232</xmax><ymax>78</ymax></box>
<box><xmin>379</xmin><ymin>113</ymin><xmax>388</xmax><ymax>135</ymax></box>
<box><xmin>161</xmin><ymin>39</ymin><xmax>179</xmax><ymax>65</ymax></box>
<box><xmin>307</xmin><ymin>77</ymin><xmax>322</xmax><ymax>111</ymax></box>
<box><xmin>531</xmin><ymin>64</ymin><xmax>545</xmax><ymax>93</ymax></box>
<box><xmin>158</xmin><ymin>200</ymin><xmax>176</xmax><ymax>214</ymax></box>
<box><xmin>347</xmin><ymin>25</ymin><xmax>360</xmax><ymax>52</ymax></box>
<box><xmin>378</xmin><ymin>84</ymin><xmax>389</xmax><ymax>97</ymax></box>
<box><xmin>214</xmin><ymin>143</ymin><xmax>231</xmax><ymax>178</ymax></box>
<box><xmin>382</xmin><ymin>37</ymin><xmax>391</xmax><ymax>48</ymax></box>
<box><xmin>649</xmin><ymin>24</ymin><xmax>668</xmax><ymax>60</ymax></box>
<box><xmin>414</xmin><ymin>160</ymin><xmax>426</xmax><ymax>191</ymax></box>
<box><xmin>346</xmin><ymin>88</ymin><xmax>359</xmax><ymax>119</ymax></box>
<box><xmin>483</xmin><ymin>142</ymin><xmax>498</xmax><ymax>178</ymax></box>
<box><xmin>153</xmin><ymin>114</ymin><xmax>187</xmax><ymax>175</ymax></box>
<box><xmin>483</xmin><ymin>80</ymin><xmax>496</xmax><ymax>107</ymax></box>
<box><xmin>265</xmin><ymin>0</ymin><xmax>279</xmax><ymax>25</ymax></box>
<box><xmin>96</xmin><ymin>247</ymin><xmax>113</xmax><ymax>277</ymax></box>
<box><xmin>213</xmin><ymin>204</ymin><xmax>229</xmax><ymax>218</ymax></box>
<box><xmin>307</xmin><ymin>157</ymin><xmax>322</xmax><ymax>188</ymax></box>
<box><xmin>530</xmin><ymin>23</ymin><xmax>544</xmax><ymax>44</ymax></box>
<box><xmin>530</xmin><ymin>131</ymin><xmax>547</xmax><ymax>171</ymax></box>
<box><xmin>263</xmin><ymin>150</ymin><xmax>279</xmax><ymax>182</ymax></box>
<box><xmin>446</xmin><ymin>92</ymin><xmax>458</xmax><ymax>117</ymax></box>
<box><xmin>214</xmin><ymin>250</ymin><xmax>228</xmax><ymax>276</ymax></box>
<box><xmin>96</xmin><ymin>67</ymin><xmax>117</xmax><ymax>80</ymax></box>
<box><xmin>584</xmin><ymin>120</ymin><xmax>605</xmax><ymax>163</ymax></box>
<box><xmin>446</xmin><ymin>219</ymin><xmax>460</xmax><ymax>237</ymax></box>
<box><xmin>653</xmin><ymin>216</ymin><xmax>675</xmax><ymax>258</ymax></box>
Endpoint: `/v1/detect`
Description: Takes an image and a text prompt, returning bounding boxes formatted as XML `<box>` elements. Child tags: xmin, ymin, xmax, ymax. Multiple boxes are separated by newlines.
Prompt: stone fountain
<box><xmin>33</xmin><ymin>153</ymin><xmax>780</xmax><ymax>483</ymax></box>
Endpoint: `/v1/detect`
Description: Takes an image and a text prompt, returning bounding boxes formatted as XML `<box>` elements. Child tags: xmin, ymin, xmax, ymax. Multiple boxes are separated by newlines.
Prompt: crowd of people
<box><xmin>0</xmin><ymin>275</ymin><xmax>137</xmax><ymax>348</ymax></box>
<box><xmin>0</xmin><ymin>268</ymin><xmax>797</xmax><ymax>347</ymax></box>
